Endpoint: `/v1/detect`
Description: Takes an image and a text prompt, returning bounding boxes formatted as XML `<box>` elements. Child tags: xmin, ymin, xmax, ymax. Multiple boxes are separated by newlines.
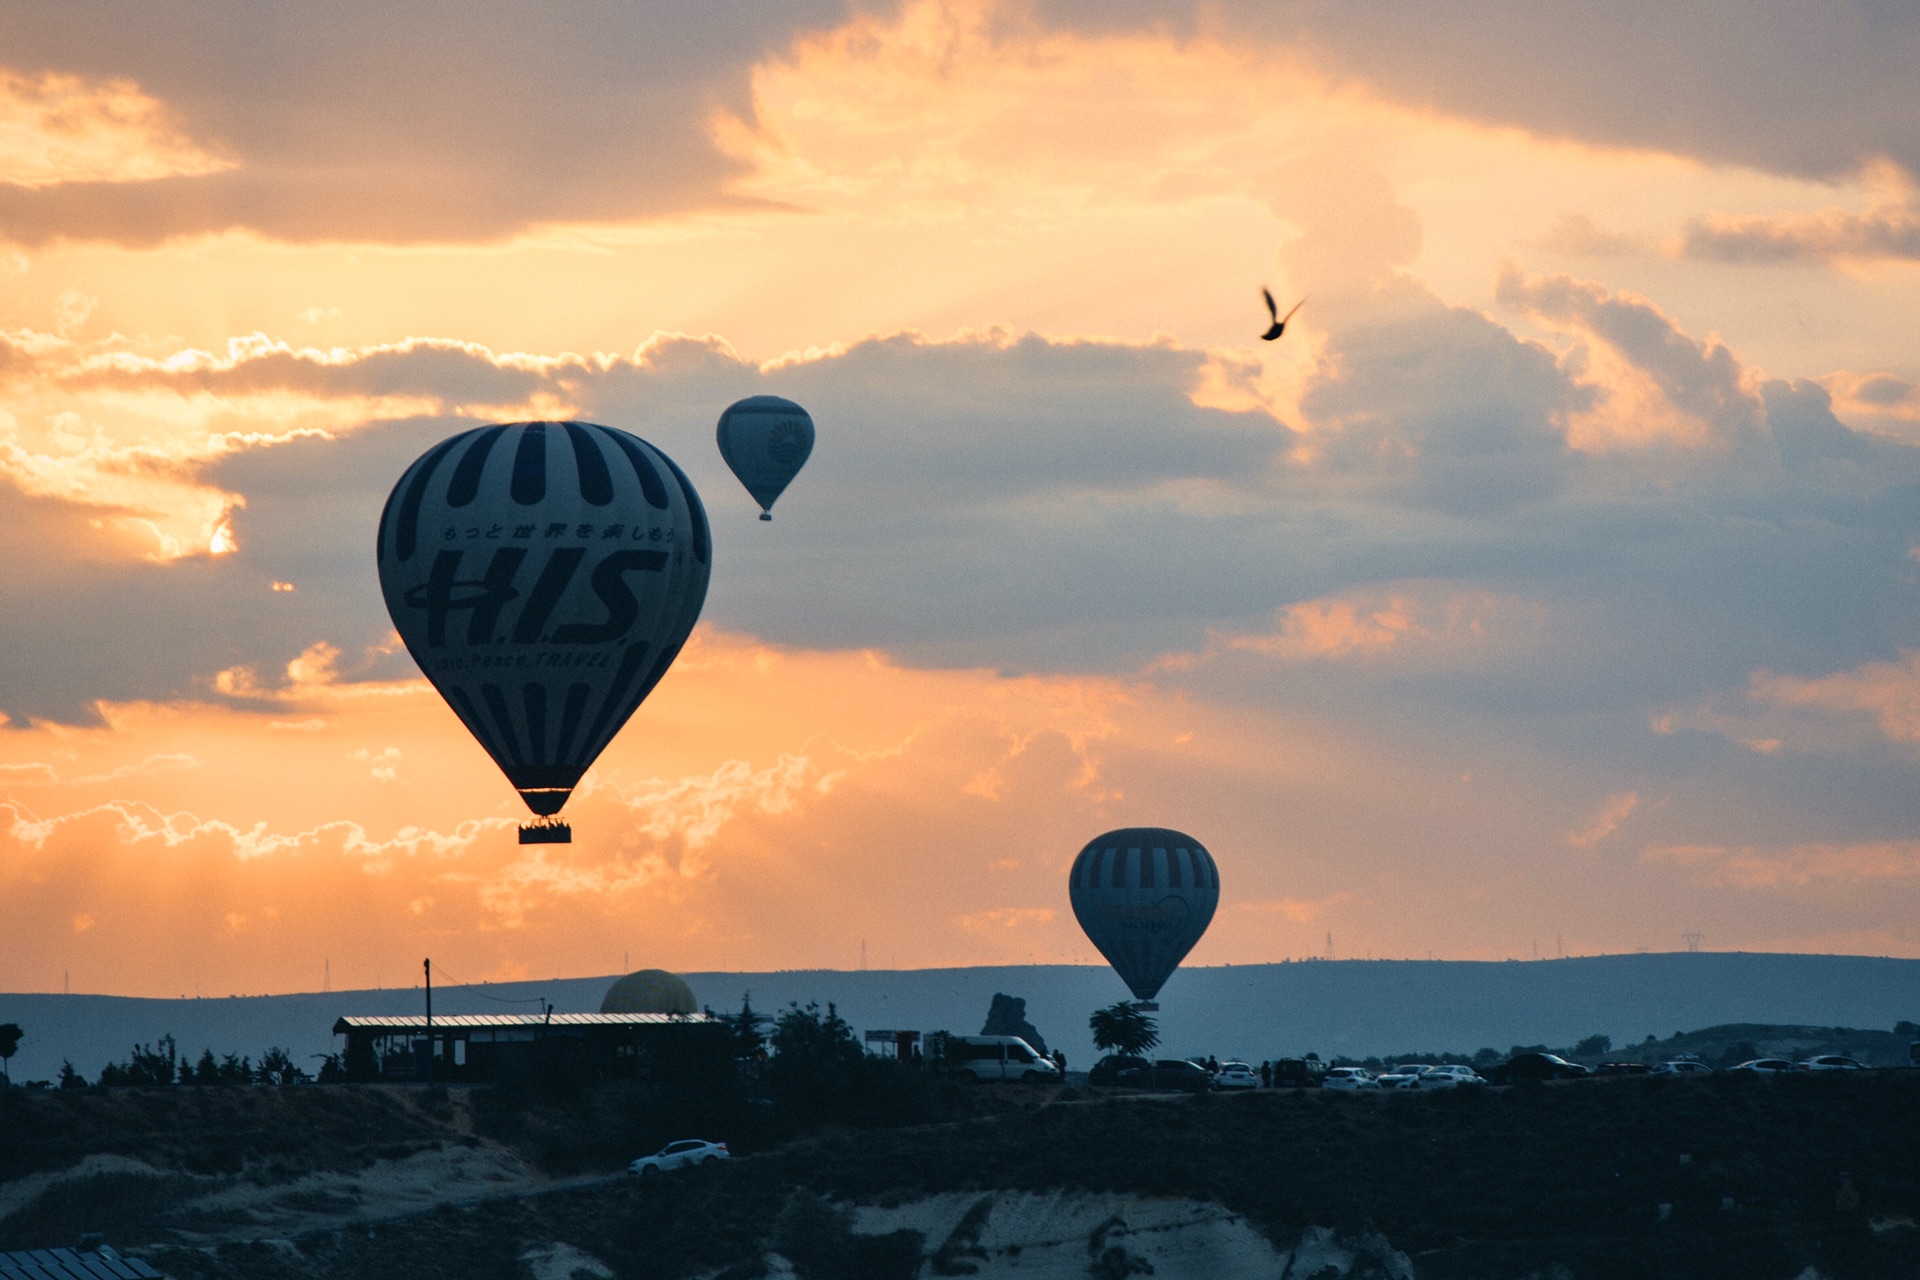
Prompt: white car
<box><xmin>1651</xmin><ymin>1060</ymin><xmax>1714</xmax><ymax>1076</ymax></box>
<box><xmin>628</xmin><ymin>1139</ymin><xmax>730</xmax><ymax>1176</ymax></box>
<box><xmin>1376</xmin><ymin>1064</ymin><xmax>1436</xmax><ymax>1089</ymax></box>
<box><xmin>1799</xmin><ymin>1055</ymin><xmax>1866</xmax><ymax>1071</ymax></box>
<box><xmin>1321</xmin><ymin>1067</ymin><xmax>1379</xmax><ymax>1091</ymax></box>
<box><xmin>1215</xmin><ymin>1061</ymin><xmax>1259</xmax><ymax>1090</ymax></box>
<box><xmin>1412</xmin><ymin>1065</ymin><xmax>1486</xmax><ymax>1090</ymax></box>
<box><xmin>1729</xmin><ymin>1059</ymin><xmax>1794</xmax><ymax>1074</ymax></box>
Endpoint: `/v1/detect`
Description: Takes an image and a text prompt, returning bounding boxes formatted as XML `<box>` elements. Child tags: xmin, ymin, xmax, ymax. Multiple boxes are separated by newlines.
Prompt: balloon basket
<box><xmin>1130</xmin><ymin>1001</ymin><xmax>1159</xmax><ymax>1012</ymax></box>
<box><xmin>759</xmin><ymin>512</ymin><xmax>772</xmax><ymax>521</ymax></box>
<box><xmin>519</xmin><ymin>819</ymin><xmax>572</xmax><ymax>845</ymax></box>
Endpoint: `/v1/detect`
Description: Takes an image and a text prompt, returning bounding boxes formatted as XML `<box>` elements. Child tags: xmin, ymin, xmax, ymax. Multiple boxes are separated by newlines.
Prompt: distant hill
<box><xmin>3</xmin><ymin>952</ymin><xmax>1918</xmax><ymax>1082</ymax></box>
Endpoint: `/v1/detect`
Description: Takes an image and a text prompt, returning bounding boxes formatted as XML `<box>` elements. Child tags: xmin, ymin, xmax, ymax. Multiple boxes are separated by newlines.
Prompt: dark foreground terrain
<box><xmin>4</xmin><ymin>1072</ymin><xmax>1918</xmax><ymax>1279</ymax></box>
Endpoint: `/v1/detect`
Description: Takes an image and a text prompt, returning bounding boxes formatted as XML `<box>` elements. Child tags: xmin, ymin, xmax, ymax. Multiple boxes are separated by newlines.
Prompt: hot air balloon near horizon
<box><xmin>377</xmin><ymin>421</ymin><xmax>711</xmax><ymax>844</ymax></box>
<box><xmin>1068</xmin><ymin>827</ymin><xmax>1219</xmax><ymax>1005</ymax></box>
<box><xmin>716</xmin><ymin>395</ymin><xmax>813</xmax><ymax>520</ymax></box>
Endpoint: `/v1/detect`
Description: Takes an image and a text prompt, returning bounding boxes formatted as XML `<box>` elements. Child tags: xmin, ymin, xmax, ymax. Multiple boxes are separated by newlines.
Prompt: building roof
<box><xmin>1</xmin><ymin>1247</ymin><xmax>164</xmax><ymax>1280</ymax></box>
<box><xmin>332</xmin><ymin>1012</ymin><xmax>719</xmax><ymax>1033</ymax></box>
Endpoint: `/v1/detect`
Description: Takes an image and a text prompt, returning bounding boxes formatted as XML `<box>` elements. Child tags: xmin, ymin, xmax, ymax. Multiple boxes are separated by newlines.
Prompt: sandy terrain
<box><xmin>827</xmin><ymin>1191</ymin><xmax>1413</xmax><ymax>1279</ymax></box>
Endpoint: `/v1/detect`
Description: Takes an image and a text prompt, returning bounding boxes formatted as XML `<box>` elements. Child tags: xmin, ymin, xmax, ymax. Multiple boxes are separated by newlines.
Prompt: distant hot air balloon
<box><xmin>716</xmin><ymin>395</ymin><xmax>813</xmax><ymax>520</ymax></box>
<box><xmin>377</xmin><ymin>421</ymin><xmax>711</xmax><ymax>844</ymax></box>
<box><xmin>1069</xmin><ymin>827</ymin><xmax>1219</xmax><ymax>1004</ymax></box>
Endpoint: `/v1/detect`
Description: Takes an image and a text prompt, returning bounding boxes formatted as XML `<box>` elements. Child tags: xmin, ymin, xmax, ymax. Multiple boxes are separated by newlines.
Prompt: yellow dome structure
<box><xmin>600</xmin><ymin>969</ymin><xmax>697</xmax><ymax>1015</ymax></box>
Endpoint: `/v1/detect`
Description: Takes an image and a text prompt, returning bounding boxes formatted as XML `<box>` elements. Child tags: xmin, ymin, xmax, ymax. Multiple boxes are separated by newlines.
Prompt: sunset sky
<box><xmin>2</xmin><ymin>0</ymin><xmax>1918</xmax><ymax>998</ymax></box>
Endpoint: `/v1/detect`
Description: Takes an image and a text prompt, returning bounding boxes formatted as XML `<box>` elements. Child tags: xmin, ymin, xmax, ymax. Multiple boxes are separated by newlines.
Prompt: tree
<box><xmin>707</xmin><ymin>993</ymin><xmax>765</xmax><ymax>1059</ymax></box>
<box><xmin>1573</xmin><ymin>1034</ymin><xmax>1611</xmax><ymax>1057</ymax></box>
<box><xmin>257</xmin><ymin>1046</ymin><xmax>308</xmax><ymax>1085</ymax></box>
<box><xmin>57</xmin><ymin>1060</ymin><xmax>85</xmax><ymax>1090</ymax></box>
<box><xmin>1088</xmin><ymin>1003</ymin><xmax>1158</xmax><ymax>1057</ymax></box>
<box><xmin>100</xmin><ymin>1036</ymin><xmax>177</xmax><ymax>1087</ymax></box>
<box><xmin>771</xmin><ymin>1001</ymin><xmax>861</xmax><ymax>1068</ymax></box>
<box><xmin>0</xmin><ymin>1023</ymin><xmax>20</xmax><ymax>1084</ymax></box>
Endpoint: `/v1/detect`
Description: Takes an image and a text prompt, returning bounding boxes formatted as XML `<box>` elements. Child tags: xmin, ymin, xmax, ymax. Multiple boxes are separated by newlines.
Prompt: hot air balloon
<box><xmin>1068</xmin><ymin>827</ymin><xmax>1219</xmax><ymax>1005</ymax></box>
<box><xmin>716</xmin><ymin>395</ymin><xmax>813</xmax><ymax>520</ymax></box>
<box><xmin>377</xmin><ymin>421</ymin><xmax>711</xmax><ymax>844</ymax></box>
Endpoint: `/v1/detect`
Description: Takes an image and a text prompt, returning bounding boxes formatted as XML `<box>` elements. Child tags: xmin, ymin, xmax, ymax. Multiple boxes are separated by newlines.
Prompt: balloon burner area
<box><xmin>520</xmin><ymin>818</ymin><xmax>572</xmax><ymax>845</ymax></box>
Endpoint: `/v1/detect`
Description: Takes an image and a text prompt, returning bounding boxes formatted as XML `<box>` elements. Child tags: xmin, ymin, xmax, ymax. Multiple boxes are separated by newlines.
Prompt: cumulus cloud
<box><xmin>0</xmin><ymin>0</ymin><xmax>851</xmax><ymax>245</ymax></box>
<box><xmin>1496</xmin><ymin>267</ymin><xmax>1767</xmax><ymax>455</ymax></box>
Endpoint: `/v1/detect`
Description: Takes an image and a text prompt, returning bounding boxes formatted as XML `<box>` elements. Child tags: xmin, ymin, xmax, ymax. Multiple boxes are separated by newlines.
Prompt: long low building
<box><xmin>332</xmin><ymin>1011</ymin><xmax>722</xmax><ymax>1082</ymax></box>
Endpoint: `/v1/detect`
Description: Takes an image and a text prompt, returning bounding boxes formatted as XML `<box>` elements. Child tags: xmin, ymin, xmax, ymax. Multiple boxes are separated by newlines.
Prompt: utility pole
<box><xmin>423</xmin><ymin>957</ymin><xmax>433</xmax><ymax>1083</ymax></box>
<box><xmin>1683</xmin><ymin>932</ymin><xmax>1704</xmax><ymax>953</ymax></box>
<box><xmin>1325</xmin><ymin>931</ymin><xmax>1334</xmax><ymax>962</ymax></box>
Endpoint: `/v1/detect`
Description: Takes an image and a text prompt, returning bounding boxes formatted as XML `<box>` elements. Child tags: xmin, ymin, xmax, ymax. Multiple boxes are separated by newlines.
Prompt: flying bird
<box><xmin>1260</xmin><ymin>288</ymin><xmax>1304</xmax><ymax>341</ymax></box>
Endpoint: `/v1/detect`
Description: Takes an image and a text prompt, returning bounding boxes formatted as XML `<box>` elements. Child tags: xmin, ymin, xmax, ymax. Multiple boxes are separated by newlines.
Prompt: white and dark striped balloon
<box><xmin>1068</xmin><ymin>827</ymin><xmax>1220</xmax><ymax>1002</ymax></box>
<box><xmin>376</xmin><ymin>421</ymin><xmax>710</xmax><ymax>818</ymax></box>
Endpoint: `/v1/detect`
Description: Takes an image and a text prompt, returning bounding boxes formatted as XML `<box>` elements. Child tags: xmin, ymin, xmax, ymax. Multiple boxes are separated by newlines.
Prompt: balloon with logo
<box><xmin>1068</xmin><ymin>827</ymin><xmax>1219</xmax><ymax>1003</ymax></box>
<box><xmin>716</xmin><ymin>395</ymin><xmax>813</xmax><ymax>520</ymax></box>
<box><xmin>377</xmin><ymin>421</ymin><xmax>711</xmax><ymax>844</ymax></box>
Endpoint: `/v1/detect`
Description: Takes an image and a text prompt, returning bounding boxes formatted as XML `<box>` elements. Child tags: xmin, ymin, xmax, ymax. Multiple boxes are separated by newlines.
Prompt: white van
<box><xmin>943</xmin><ymin>1036</ymin><xmax>1060</xmax><ymax>1083</ymax></box>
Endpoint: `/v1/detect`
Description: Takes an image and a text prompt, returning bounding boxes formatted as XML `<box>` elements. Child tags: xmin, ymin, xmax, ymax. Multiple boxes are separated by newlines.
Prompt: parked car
<box><xmin>628</xmin><ymin>1139</ymin><xmax>729</xmax><ymax>1176</ymax></box>
<box><xmin>1144</xmin><ymin>1059</ymin><xmax>1216</xmax><ymax>1093</ymax></box>
<box><xmin>1593</xmin><ymin>1062</ymin><xmax>1651</xmax><ymax>1077</ymax></box>
<box><xmin>1412</xmin><ymin>1065</ymin><xmax>1485</xmax><ymax>1089</ymax></box>
<box><xmin>943</xmin><ymin>1036</ymin><xmax>1062</xmax><ymax>1083</ymax></box>
<box><xmin>1652</xmin><ymin>1060</ymin><xmax>1714</xmax><ymax>1076</ymax></box>
<box><xmin>1728</xmin><ymin>1059</ymin><xmax>1795</xmax><ymax>1074</ymax></box>
<box><xmin>1322</xmin><ymin>1067</ymin><xmax>1380</xmax><ymax>1091</ymax></box>
<box><xmin>1088</xmin><ymin>1054</ymin><xmax>1150</xmax><ymax>1087</ymax></box>
<box><xmin>1486</xmin><ymin>1053</ymin><xmax>1590</xmax><ymax>1084</ymax></box>
<box><xmin>1270</xmin><ymin>1058</ymin><xmax>1327</xmax><ymax>1089</ymax></box>
<box><xmin>1376</xmin><ymin>1064</ymin><xmax>1436</xmax><ymax>1090</ymax></box>
<box><xmin>1215</xmin><ymin>1061</ymin><xmax>1259</xmax><ymax>1090</ymax></box>
<box><xmin>1087</xmin><ymin>1056</ymin><xmax>1213</xmax><ymax>1092</ymax></box>
<box><xmin>1798</xmin><ymin>1055</ymin><xmax>1866</xmax><ymax>1071</ymax></box>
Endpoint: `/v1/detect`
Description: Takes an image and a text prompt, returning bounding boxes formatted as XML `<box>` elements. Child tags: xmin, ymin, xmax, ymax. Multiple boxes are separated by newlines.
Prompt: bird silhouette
<box><xmin>1260</xmin><ymin>288</ymin><xmax>1304</xmax><ymax>341</ymax></box>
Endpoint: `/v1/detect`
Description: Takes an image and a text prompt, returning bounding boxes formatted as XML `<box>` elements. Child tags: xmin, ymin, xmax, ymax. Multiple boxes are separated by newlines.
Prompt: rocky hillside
<box><xmin>2</xmin><ymin>1070</ymin><xmax>1917</xmax><ymax>1279</ymax></box>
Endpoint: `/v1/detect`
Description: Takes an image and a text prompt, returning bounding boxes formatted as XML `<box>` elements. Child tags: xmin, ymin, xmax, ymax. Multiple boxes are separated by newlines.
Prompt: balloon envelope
<box><xmin>1068</xmin><ymin>827</ymin><xmax>1219</xmax><ymax>1001</ymax></box>
<box><xmin>716</xmin><ymin>395</ymin><xmax>813</xmax><ymax>519</ymax></box>
<box><xmin>377</xmin><ymin>421</ymin><xmax>710</xmax><ymax>818</ymax></box>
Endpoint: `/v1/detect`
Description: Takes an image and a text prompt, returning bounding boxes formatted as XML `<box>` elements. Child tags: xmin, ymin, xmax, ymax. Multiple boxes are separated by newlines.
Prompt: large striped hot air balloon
<box><xmin>377</xmin><ymin>421</ymin><xmax>710</xmax><ymax>843</ymax></box>
<box><xmin>1068</xmin><ymin>827</ymin><xmax>1219</xmax><ymax>1003</ymax></box>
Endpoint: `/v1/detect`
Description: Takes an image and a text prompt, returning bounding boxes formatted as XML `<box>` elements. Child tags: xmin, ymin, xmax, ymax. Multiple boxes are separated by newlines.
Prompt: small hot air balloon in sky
<box><xmin>1069</xmin><ymin>827</ymin><xmax>1220</xmax><ymax>1004</ymax></box>
<box><xmin>716</xmin><ymin>395</ymin><xmax>813</xmax><ymax>520</ymax></box>
<box><xmin>377</xmin><ymin>421</ymin><xmax>710</xmax><ymax>844</ymax></box>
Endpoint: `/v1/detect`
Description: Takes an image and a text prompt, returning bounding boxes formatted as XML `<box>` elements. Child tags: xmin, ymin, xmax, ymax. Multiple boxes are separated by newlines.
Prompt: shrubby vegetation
<box><xmin>85</xmin><ymin>1035</ymin><xmax>313</xmax><ymax>1088</ymax></box>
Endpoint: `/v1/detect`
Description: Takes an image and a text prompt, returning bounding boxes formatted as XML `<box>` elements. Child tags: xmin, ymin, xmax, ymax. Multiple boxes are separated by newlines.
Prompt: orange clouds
<box><xmin>1749</xmin><ymin>652</ymin><xmax>1920</xmax><ymax>747</ymax></box>
<box><xmin>1567</xmin><ymin>793</ymin><xmax>1639</xmax><ymax>848</ymax></box>
<box><xmin>0</xmin><ymin>70</ymin><xmax>231</xmax><ymax>190</ymax></box>
<box><xmin>1644</xmin><ymin>841</ymin><xmax>1920</xmax><ymax>890</ymax></box>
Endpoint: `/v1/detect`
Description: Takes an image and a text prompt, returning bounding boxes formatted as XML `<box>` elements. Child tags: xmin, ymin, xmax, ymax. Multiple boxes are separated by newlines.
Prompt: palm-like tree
<box><xmin>1088</xmin><ymin>1003</ymin><xmax>1158</xmax><ymax>1057</ymax></box>
<box><xmin>0</xmin><ymin>1023</ymin><xmax>21</xmax><ymax>1084</ymax></box>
